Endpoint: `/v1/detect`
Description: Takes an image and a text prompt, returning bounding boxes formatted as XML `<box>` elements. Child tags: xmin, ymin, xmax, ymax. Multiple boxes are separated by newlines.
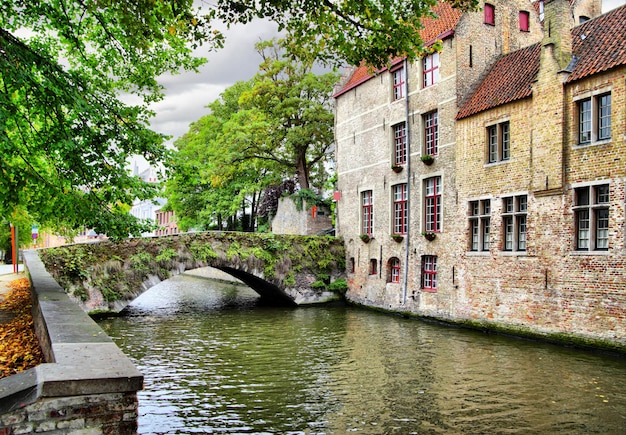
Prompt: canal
<box><xmin>97</xmin><ymin>272</ymin><xmax>626</xmax><ymax>434</ymax></box>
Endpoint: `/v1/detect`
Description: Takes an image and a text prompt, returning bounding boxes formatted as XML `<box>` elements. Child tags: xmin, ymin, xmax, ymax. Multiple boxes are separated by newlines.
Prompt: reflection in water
<box><xmin>98</xmin><ymin>274</ymin><xmax>626</xmax><ymax>434</ymax></box>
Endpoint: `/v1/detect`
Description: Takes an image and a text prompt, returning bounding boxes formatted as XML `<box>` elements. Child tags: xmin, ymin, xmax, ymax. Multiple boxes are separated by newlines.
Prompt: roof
<box><xmin>457</xmin><ymin>5</ymin><xmax>626</xmax><ymax>119</ymax></box>
<box><xmin>456</xmin><ymin>43</ymin><xmax>541</xmax><ymax>119</ymax></box>
<box><xmin>334</xmin><ymin>2</ymin><xmax>463</xmax><ymax>98</ymax></box>
<box><xmin>567</xmin><ymin>5</ymin><xmax>626</xmax><ymax>83</ymax></box>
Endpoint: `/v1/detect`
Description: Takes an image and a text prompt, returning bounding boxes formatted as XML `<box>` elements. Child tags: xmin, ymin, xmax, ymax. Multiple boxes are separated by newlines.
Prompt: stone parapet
<box><xmin>0</xmin><ymin>250</ymin><xmax>143</xmax><ymax>434</ymax></box>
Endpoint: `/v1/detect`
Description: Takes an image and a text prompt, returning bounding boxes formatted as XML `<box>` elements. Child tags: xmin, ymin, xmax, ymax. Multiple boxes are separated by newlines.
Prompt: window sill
<box><xmin>421</xmin><ymin>288</ymin><xmax>437</xmax><ymax>293</ymax></box>
<box><xmin>466</xmin><ymin>251</ymin><xmax>491</xmax><ymax>256</ymax></box>
<box><xmin>569</xmin><ymin>250</ymin><xmax>611</xmax><ymax>256</ymax></box>
<box><xmin>484</xmin><ymin>160</ymin><xmax>510</xmax><ymax>167</ymax></box>
<box><xmin>498</xmin><ymin>251</ymin><xmax>528</xmax><ymax>257</ymax></box>
<box><xmin>574</xmin><ymin>139</ymin><xmax>612</xmax><ymax>148</ymax></box>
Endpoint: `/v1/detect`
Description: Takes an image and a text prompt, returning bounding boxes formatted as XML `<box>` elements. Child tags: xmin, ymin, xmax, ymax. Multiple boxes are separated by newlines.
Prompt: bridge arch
<box><xmin>38</xmin><ymin>232</ymin><xmax>347</xmax><ymax>313</ymax></box>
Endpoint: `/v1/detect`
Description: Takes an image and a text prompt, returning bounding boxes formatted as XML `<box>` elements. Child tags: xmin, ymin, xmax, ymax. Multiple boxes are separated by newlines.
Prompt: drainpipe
<box><xmin>401</xmin><ymin>58</ymin><xmax>411</xmax><ymax>305</ymax></box>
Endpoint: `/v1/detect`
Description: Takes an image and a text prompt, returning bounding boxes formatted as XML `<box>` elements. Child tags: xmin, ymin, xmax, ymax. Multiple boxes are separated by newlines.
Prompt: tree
<box><xmin>165</xmin><ymin>81</ymin><xmax>278</xmax><ymax>231</ymax></box>
<box><xmin>1</xmin><ymin>1</ymin><xmax>220</xmax><ymax>237</ymax></box>
<box><xmin>232</xmin><ymin>39</ymin><xmax>340</xmax><ymax>191</ymax></box>
<box><xmin>1</xmin><ymin>0</ymin><xmax>478</xmax><ymax>238</ymax></box>
<box><xmin>166</xmin><ymin>40</ymin><xmax>339</xmax><ymax>231</ymax></box>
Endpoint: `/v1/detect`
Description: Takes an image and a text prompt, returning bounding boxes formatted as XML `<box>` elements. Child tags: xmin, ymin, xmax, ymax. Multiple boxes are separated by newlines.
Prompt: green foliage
<box><xmin>211</xmin><ymin>0</ymin><xmax>480</xmax><ymax>68</ymax></box>
<box><xmin>1</xmin><ymin>0</ymin><xmax>478</xmax><ymax>237</ymax></box>
<box><xmin>291</xmin><ymin>188</ymin><xmax>328</xmax><ymax>211</ymax></box>
<box><xmin>0</xmin><ymin>1</ymin><xmax>219</xmax><ymax>237</ymax></box>
<box><xmin>129</xmin><ymin>251</ymin><xmax>154</xmax><ymax>272</ymax></box>
<box><xmin>316</xmin><ymin>273</ymin><xmax>330</xmax><ymax>284</ymax></box>
<box><xmin>329</xmin><ymin>279</ymin><xmax>348</xmax><ymax>292</ymax></box>
<box><xmin>156</xmin><ymin>248</ymin><xmax>177</xmax><ymax>263</ymax></box>
<box><xmin>43</xmin><ymin>247</ymin><xmax>90</xmax><ymax>282</ymax></box>
<box><xmin>72</xmin><ymin>287</ymin><xmax>88</xmax><ymax>301</ymax></box>
<box><xmin>189</xmin><ymin>240</ymin><xmax>219</xmax><ymax>263</ymax></box>
<box><xmin>165</xmin><ymin>39</ymin><xmax>339</xmax><ymax>230</ymax></box>
<box><xmin>311</xmin><ymin>280</ymin><xmax>327</xmax><ymax>290</ymax></box>
<box><xmin>284</xmin><ymin>272</ymin><xmax>296</xmax><ymax>287</ymax></box>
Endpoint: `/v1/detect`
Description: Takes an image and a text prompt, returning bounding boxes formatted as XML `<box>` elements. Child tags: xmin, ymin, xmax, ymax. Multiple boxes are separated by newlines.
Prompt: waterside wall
<box><xmin>0</xmin><ymin>250</ymin><xmax>143</xmax><ymax>434</ymax></box>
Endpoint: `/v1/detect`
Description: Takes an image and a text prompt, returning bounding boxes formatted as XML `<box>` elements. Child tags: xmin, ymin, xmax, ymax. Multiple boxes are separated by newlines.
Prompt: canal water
<box><xmin>97</xmin><ymin>273</ymin><xmax>626</xmax><ymax>434</ymax></box>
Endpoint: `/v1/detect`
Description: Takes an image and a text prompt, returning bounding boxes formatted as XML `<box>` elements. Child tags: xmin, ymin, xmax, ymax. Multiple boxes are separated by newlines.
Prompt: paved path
<box><xmin>0</xmin><ymin>263</ymin><xmax>23</xmax><ymax>276</ymax></box>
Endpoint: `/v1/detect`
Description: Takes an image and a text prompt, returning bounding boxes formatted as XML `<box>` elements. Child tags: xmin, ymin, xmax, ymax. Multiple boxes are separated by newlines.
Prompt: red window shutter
<box><xmin>484</xmin><ymin>4</ymin><xmax>495</xmax><ymax>25</ymax></box>
<box><xmin>519</xmin><ymin>11</ymin><xmax>529</xmax><ymax>31</ymax></box>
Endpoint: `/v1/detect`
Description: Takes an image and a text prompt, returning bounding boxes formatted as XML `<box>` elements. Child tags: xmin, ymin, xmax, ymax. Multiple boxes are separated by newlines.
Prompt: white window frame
<box><xmin>573</xmin><ymin>183</ymin><xmax>610</xmax><ymax>252</ymax></box>
<box><xmin>575</xmin><ymin>90</ymin><xmax>612</xmax><ymax>146</ymax></box>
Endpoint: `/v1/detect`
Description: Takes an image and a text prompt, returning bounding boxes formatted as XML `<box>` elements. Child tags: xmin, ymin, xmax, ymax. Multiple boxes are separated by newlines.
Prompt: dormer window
<box><xmin>484</xmin><ymin>3</ymin><xmax>495</xmax><ymax>25</ymax></box>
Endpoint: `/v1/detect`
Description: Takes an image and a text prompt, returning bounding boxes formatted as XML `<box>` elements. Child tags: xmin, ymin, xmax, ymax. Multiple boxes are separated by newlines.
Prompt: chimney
<box><xmin>542</xmin><ymin>0</ymin><xmax>574</xmax><ymax>71</ymax></box>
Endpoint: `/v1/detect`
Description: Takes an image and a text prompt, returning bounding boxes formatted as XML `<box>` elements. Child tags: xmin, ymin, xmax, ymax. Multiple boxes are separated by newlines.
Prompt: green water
<box><xmin>98</xmin><ymin>273</ymin><xmax>626</xmax><ymax>434</ymax></box>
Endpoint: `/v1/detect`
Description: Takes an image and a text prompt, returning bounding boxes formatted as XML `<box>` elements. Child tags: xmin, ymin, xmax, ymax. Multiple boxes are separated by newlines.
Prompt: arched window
<box><xmin>388</xmin><ymin>257</ymin><xmax>401</xmax><ymax>283</ymax></box>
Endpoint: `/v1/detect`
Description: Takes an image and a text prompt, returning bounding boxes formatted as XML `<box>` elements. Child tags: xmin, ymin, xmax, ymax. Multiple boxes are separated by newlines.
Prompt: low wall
<box><xmin>0</xmin><ymin>250</ymin><xmax>143</xmax><ymax>434</ymax></box>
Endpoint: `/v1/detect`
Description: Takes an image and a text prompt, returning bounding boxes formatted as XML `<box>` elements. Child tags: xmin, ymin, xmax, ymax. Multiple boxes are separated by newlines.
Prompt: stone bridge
<box><xmin>38</xmin><ymin>232</ymin><xmax>347</xmax><ymax>313</ymax></box>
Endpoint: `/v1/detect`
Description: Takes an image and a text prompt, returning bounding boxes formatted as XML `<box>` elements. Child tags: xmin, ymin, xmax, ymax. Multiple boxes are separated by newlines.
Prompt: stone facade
<box><xmin>334</xmin><ymin>0</ymin><xmax>625</xmax><ymax>350</ymax></box>
<box><xmin>271</xmin><ymin>197</ymin><xmax>333</xmax><ymax>235</ymax></box>
<box><xmin>0</xmin><ymin>393</ymin><xmax>138</xmax><ymax>435</ymax></box>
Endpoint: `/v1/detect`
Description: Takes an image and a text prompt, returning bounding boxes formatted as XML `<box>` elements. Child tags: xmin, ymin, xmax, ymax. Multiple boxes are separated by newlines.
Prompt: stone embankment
<box><xmin>0</xmin><ymin>251</ymin><xmax>143</xmax><ymax>434</ymax></box>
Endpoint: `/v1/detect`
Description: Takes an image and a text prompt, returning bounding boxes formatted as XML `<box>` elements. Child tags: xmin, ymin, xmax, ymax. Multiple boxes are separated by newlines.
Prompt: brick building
<box><xmin>334</xmin><ymin>0</ymin><xmax>625</xmax><ymax>348</ymax></box>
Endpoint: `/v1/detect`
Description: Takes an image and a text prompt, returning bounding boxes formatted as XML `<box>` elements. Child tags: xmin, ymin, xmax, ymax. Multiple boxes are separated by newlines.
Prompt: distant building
<box><xmin>128</xmin><ymin>162</ymin><xmax>172</xmax><ymax>237</ymax></box>
<box><xmin>155</xmin><ymin>209</ymin><xmax>179</xmax><ymax>236</ymax></box>
<box><xmin>334</xmin><ymin>0</ymin><xmax>625</xmax><ymax>345</ymax></box>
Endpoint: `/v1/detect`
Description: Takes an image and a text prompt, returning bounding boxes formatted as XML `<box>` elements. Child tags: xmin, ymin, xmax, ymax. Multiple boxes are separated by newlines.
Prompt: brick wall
<box><xmin>1</xmin><ymin>393</ymin><xmax>138</xmax><ymax>434</ymax></box>
<box><xmin>334</xmin><ymin>0</ymin><xmax>625</xmax><ymax>351</ymax></box>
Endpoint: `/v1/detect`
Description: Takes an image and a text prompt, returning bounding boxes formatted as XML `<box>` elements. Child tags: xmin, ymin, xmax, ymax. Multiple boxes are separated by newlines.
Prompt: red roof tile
<box><xmin>457</xmin><ymin>5</ymin><xmax>626</xmax><ymax>119</ymax></box>
<box><xmin>567</xmin><ymin>5</ymin><xmax>626</xmax><ymax>83</ymax></box>
<box><xmin>456</xmin><ymin>43</ymin><xmax>541</xmax><ymax>119</ymax></box>
<box><xmin>334</xmin><ymin>2</ymin><xmax>463</xmax><ymax>98</ymax></box>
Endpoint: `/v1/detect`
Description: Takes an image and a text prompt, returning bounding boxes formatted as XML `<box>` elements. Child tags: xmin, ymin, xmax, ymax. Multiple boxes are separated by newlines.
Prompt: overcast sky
<box><xmin>147</xmin><ymin>0</ymin><xmax>625</xmax><ymax>149</ymax></box>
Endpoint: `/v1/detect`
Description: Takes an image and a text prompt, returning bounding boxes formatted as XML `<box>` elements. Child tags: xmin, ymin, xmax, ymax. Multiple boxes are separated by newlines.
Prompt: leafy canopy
<box><xmin>1</xmin><ymin>0</ymin><xmax>478</xmax><ymax>238</ymax></box>
<box><xmin>0</xmin><ymin>0</ymin><xmax>220</xmax><ymax>237</ymax></box>
<box><xmin>212</xmin><ymin>0</ymin><xmax>480</xmax><ymax>68</ymax></box>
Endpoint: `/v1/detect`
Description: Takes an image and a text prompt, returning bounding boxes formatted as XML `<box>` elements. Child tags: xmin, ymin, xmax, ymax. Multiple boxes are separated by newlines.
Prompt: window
<box><xmin>349</xmin><ymin>257</ymin><xmax>355</xmax><ymax>273</ymax></box>
<box><xmin>425</xmin><ymin>177</ymin><xmax>442</xmax><ymax>232</ymax></box>
<box><xmin>502</xmin><ymin>195</ymin><xmax>527</xmax><ymax>252</ymax></box>
<box><xmin>369</xmin><ymin>259</ymin><xmax>378</xmax><ymax>275</ymax></box>
<box><xmin>574</xmin><ymin>184</ymin><xmax>609</xmax><ymax>251</ymax></box>
<box><xmin>421</xmin><ymin>255</ymin><xmax>437</xmax><ymax>291</ymax></box>
<box><xmin>578</xmin><ymin>92</ymin><xmax>611</xmax><ymax>144</ymax></box>
<box><xmin>393</xmin><ymin>122</ymin><xmax>407</xmax><ymax>165</ymax></box>
<box><xmin>424</xmin><ymin>111</ymin><xmax>438</xmax><ymax>156</ymax></box>
<box><xmin>487</xmin><ymin>121</ymin><xmax>510</xmax><ymax>163</ymax></box>
<box><xmin>361</xmin><ymin>190</ymin><xmax>373</xmax><ymax>236</ymax></box>
<box><xmin>469</xmin><ymin>199</ymin><xmax>491</xmax><ymax>251</ymax></box>
<box><xmin>423</xmin><ymin>52</ymin><xmax>439</xmax><ymax>87</ymax></box>
<box><xmin>579</xmin><ymin>98</ymin><xmax>591</xmax><ymax>143</ymax></box>
<box><xmin>598</xmin><ymin>94</ymin><xmax>611</xmax><ymax>140</ymax></box>
<box><xmin>388</xmin><ymin>258</ymin><xmax>401</xmax><ymax>283</ymax></box>
<box><xmin>393</xmin><ymin>184</ymin><xmax>408</xmax><ymax>235</ymax></box>
<box><xmin>519</xmin><ymin>11</ymin><xmax>529</xmax><ymax>31</ymax></box>
<box><xmin>484</xmin><ymin>3</ymin><xmax>495</xmax><ymax>25</ymax></box>
<box><xmin>392</xmin><ymin>66</ymin><xmax>405</xmax><ymax>101</ymax></box>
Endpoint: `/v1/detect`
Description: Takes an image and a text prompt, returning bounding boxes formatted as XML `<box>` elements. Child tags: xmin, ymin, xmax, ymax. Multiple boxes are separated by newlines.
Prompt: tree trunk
<box><xmin>295</xmin><ymin>149</ymin><xmax>310</xmax><ymax>190</ymax></box>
